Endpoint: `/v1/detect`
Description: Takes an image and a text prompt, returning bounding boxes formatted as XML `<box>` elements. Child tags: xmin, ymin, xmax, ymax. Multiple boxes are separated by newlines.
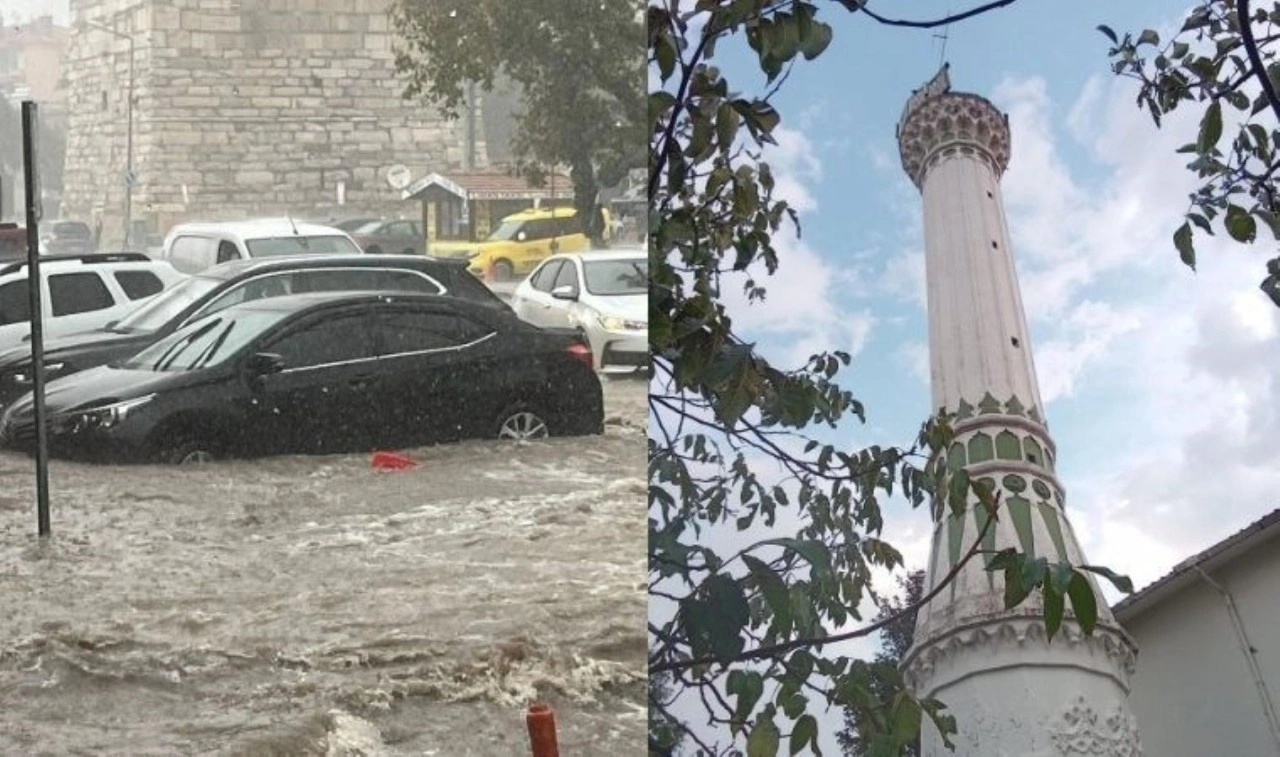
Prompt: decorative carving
<box><xmin>1052</xmin><ymin>696</ymin><xmax>1144</xmax><ymax>756</ymax></box>
<box><xmin>904</xmin><ymin>615</ymin><xmax>1139</xmax><ymax>690</ymax></box>
<box><xmin>898</xmin><ymin>90</ymin><xmax>1012</xmax><ymax>189</ymax></box>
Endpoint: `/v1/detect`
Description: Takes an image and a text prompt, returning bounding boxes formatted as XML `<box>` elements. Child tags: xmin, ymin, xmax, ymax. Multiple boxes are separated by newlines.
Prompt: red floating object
<box><xmin>526</xmin><ymin>702</ymin><xmax>559</xmax><ymax>757</ymax></box>
<box><xmin>371</xmin><ymin>450</ymin><xmax>417</xmax><ymax>471</ymax></box>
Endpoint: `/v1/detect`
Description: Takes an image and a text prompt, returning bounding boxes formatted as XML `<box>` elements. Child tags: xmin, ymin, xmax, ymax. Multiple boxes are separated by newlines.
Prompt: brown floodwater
<box><xmin>0</xmin><ymin>377</ymin><xmax>646</xmax><ymax>756</ymax></box>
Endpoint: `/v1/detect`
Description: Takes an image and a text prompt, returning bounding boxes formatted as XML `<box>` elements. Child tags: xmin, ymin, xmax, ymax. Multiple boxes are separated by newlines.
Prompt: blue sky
<box><xmin>696</xmin><ymin>0</ymin><xmax>1280</xmax><ymax>609</ymax></box>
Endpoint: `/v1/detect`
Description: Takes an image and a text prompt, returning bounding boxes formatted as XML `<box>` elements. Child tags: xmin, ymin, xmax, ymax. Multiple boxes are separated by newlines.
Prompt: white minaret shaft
<box><xmin>896</xmin><ymin>67</ymin><xmax>1144</xmax><ymax>756</ymax></box>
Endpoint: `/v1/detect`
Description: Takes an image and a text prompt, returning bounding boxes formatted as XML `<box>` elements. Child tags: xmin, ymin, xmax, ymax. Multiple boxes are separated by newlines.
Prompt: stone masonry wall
<box><xmin>64</xmin><ymin>0</ymin><xmax>485</xmax><ymax>247</ymax></box>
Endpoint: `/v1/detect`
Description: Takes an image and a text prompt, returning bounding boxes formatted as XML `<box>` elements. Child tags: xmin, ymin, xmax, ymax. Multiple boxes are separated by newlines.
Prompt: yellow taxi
<box><xmin>443</xmin><ymin>206</ymin><xmax>611</xmax><ymax>281</ymax></box>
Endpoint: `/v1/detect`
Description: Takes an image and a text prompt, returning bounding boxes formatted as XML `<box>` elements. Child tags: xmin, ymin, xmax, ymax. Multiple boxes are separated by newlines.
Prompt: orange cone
<box><xmin>371</xmin><ymin>450</ymin><xmax>416</xmax><ymax>471</ymax></box>
<box><xmin>526</xmin><ymin>702</ymin><xmax>559</xmax><ymax>757</ymax></box>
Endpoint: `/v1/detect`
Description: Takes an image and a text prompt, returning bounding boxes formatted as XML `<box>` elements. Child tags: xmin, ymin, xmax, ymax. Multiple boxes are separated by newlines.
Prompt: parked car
<box><xmin>159</xmin><ymin>218</ymin><xmax>364</xmax><ymax>274</ymax></box>
<box><xmin>431</xmin><ymin>206</ymin><xmax>614</xmax><ymax>282</ymax></box>
<box><xmin>0</xmin><ymin>292</ymin><xmax>603</xmax><ymax>464</ymax></box>
<box><xmin>349</xmin><ymin>219</ymin><xmax>425</xmax><ymax>255</ymax></box>
<box><xmin>38</xmin><ymin>220</ymin><xmax>97</xmax><ymax>256</ymax></box>
<box><xmin>329</xmin><ymin>217</ymin><xmax>384</xmax><ymax>233</ymax></box>
<box><xmin>0</xmin><ymin>254</ymin><xmax>508</xmax><ymax>408</ymax></box>
<box><xmin>510</xmin><ymin>250</ymin><xmax>647</xmax><ymax>372</ymax></box>
<box><xmin>0</xmin><ymin>253</ymin><xmax>185</xmax><ymax>355</ymax></box>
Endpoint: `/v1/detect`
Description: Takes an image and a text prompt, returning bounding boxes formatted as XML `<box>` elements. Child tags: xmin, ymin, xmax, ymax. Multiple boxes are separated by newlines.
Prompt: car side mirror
<box><xmin>246</xmin><ymin>352</ymin><xmax>285</xmax><ymax>375</ymax></box>
<box><xmin>551</xmin><ymin>284</ymin><xmax>578</xmax><ymax>301</ymax></box>
<box><xmin>516</xmin><ymin>231</ymin><xmax>528</xmax><ymax>242</ymax></box>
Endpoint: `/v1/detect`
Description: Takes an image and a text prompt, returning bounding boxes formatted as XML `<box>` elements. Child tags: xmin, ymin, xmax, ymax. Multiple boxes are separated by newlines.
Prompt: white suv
<box><xmin>159</xmin><ymin>218</ymin><xmax>364</xmax><ymax>275</ymax></box>
<box><xmin>0</xmin><ymin>253</ymin><xmax>186</xmax><ymax>353</ymax></box>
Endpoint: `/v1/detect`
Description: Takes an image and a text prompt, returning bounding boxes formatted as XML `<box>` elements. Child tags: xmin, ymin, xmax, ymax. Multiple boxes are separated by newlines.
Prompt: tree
<box><xmin>837</xmin><ymin>571</ymin><xmax>925</xmax><ymax>757</ymax></box>
<box><xmin>1101</xmin><ymin>1</ymin><xmax>1280</xmax><ymax>302</ymax></box>
<box><xmin>648</xmin><ymin>2</ymin><xmax>1134</xmax><ymax>755</ymax></box>
<box><xmin>389</xmin><ymin>0</ymin><xmax>646</xmax><ymax>243</ymax></box>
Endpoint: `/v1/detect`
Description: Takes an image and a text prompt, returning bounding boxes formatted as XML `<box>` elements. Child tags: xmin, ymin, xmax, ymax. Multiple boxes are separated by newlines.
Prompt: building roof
<box><xmin>1112</xmin><ymin>507</ymin><xmax>1280</xmax><ymax>622</ymax></box>
<box><xmin>402</xmin><ymin>170</ymin><xmax>573</xmax><ymax>202</ymax></box>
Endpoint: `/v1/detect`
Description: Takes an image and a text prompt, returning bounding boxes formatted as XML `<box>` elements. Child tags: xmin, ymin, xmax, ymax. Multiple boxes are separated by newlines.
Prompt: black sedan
<box><xmin>0</xmin><ymin>253</ymin><xmax>509</xmax><ymax>409</ymax></box>
<box><xmin>0</xmin><ymin>292</ymin><xmax>603</xmax><ymax>464</ymax></box>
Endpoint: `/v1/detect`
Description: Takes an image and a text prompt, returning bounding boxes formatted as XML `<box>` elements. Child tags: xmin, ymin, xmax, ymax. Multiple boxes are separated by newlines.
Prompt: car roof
<box><xmin>544</xmin><ymin>248</ymin><xmax>646</xmax><ymax>264</ymax></box>
<box><xmin>196</xmin><ymin>253</ymin><xmax>468</xmax><ymax>281</ymax></box>
<box><xmin>0</xmin><ymin>252</ymin><xmax>167</xmax><ymax>277</ymax></box>
<box><xmin>228</xmin><ymin>290</ymin><xmax>467</xmax><ymax>314</ymax></box>
<box><xmin>502</xmin><ymin>207</ymin><xmax>578</xmax><ymax>221</ymax></box>
<box><xmin>166</xmin><ymin>218</ymin><xmax>349</xmax><ymax>240</ymax></box>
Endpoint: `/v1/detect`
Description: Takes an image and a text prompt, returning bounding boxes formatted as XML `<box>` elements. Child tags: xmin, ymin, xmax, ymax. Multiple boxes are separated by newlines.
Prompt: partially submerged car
<box><xmin>0</xmin><ymin>254</ymin><xmax>507</xmax><ymax>408</ymax></box>
<box><xmin>511</xmin><ymin>249</ymin><xmax>647</xmax><ymax>372</ymax></box>
<box><xmin>0</xmin><ymin>292</ymin><xmax>603</xmax><ymax>463</ymax></box>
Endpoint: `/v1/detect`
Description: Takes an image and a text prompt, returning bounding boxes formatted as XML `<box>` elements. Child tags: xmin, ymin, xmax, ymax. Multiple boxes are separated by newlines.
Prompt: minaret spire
<box><xmin>896</xmin><ymin>70</ymin><xmax>1144</xmax><ymax>756</ymax></box>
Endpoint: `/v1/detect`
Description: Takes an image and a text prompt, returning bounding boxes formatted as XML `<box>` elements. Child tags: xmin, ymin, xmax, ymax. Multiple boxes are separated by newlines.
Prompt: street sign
<box><xmin>386</xmin><ymin>164</ymin><xmax>412</xmax><ymax>190</ymax></box>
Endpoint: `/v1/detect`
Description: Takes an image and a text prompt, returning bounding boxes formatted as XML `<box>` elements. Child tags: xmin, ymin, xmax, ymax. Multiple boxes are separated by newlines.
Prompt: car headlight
<box><xmin>58</xmin><ymin>394</ymin><xmax>155</xmax><ymax>433</ymax></box>
<box><xmin>596</xmin><ymin>313</ymin><xmax>646</xmax><ymax>331</ymax></box>
<box><xmin>12</xmin><ymin>363</ymin><xmax>65</xmax><ymax>385</ymax></box>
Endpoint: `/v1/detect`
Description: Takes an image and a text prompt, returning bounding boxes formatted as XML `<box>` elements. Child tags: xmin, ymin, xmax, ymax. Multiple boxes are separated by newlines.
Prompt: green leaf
<box><xmin>649</xmin><ymin>91</ymin><xmax>677</xmax><ymax>127</ymax></box>
<box><xmin>780</xmin><ymin>689</ymin><xmax>807</xmax><ymax>719</ymax></box>
<box><xmin>655</xmin><ymin>32</ymin><xmax>678</xmax><ymax>83</ymax></box>
<box><xmin>1096</xmin><ymin>24</ymin><xmax>1117</xmax><ymax>43</ymax></box>
<box><xmin>760</xmin><ymin>538</ymin><xmax>833</xmax><ymax>583</ymax></box>
<box><xmin>1198</xmin><ymin>101</ymin><xmax>1223</xmax><ymax>152</ymax></box>
<box><xmin>1049</xmin><ymin>562</ymin><xmax>1074</xmax><ymax>596</ymax></box>
<box><xmin>730</xmin><ymin>670</ymin><xmax>766</xmax><ymax>729</ymax></box>
<box><xmin>1174</xmin><ymin>221</ymin><xmax>1195</xmax><ymax>270</ymax></box>
<box><xmin>1171</xmin><ymin>41</ymin><xmax>1190</xmax><ymax>58</ymax></box>
<box><xmin>1079</xmin><ymin>564</ymin><xmax>1135</xmax><ymax>594</ymax></box>
<box><xmin>1019</xmin><ymin>556</ymin><xmax>1047</xmax><ymax>594</ymax></box>
<box><xmin>679</xmin><ymin>574</ymin><xmax>750</xmax><ymax>663</ymax></box>
<box><xmin>716</xmin><ymin>102</ymin><xmax>740</xmax><ymax>156</ymax></box>
<box><xmin>799</xmin><ymin>19</ymin><xmax>833</xmax><ymax>61</ymax></box>
<box><xmin>1225</xmin><ymin>204</ymin><xmax>1258</xmax><ymax>242</ymax></box>
<box><xmin>891</xmin><ymin>695</ymin><xmax>923</xmax><ymax>744</ymax></box>
<box><xmin>1137</xmin><ymin>29</ymin><xmax>1160</xmax><ymax>46</ymax></box>
<box><xmin>1067</xmin><ymin>571</ymin><xmax>1099</xmax><ymax>634</ymax></box>
<box><xmin>1044</xmin><ymin>580</ymin><xmax>1065</xmax><ymax>640</ymax></box>
<box><xmin>1003</xmin><ymin>565</ymin><xmax>1032</xmax><ymax>609</ymax></box>
<box><xmin>743</xmin><ymin>554</ymin><xmax>793</xmax><ymax>631</ymax></box>
<box><xmin>747</xmin><ymin>714</ymin><xmax>781</xmax><ymax>757</ymax></box>
<box><xmin>789</xmin><ymin>714</ymin><xmax>820</xmax><ymax>756</ymax></box>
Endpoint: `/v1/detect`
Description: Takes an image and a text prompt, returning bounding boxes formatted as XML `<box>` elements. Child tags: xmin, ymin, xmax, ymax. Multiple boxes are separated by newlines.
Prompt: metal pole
<box><xmin>465</xmin><ymin>81</ymin><xmax>476</xmax><ymax>171</ymax></box>
<box><xmin>21</xmin><ymin>101</ymin><xmax>50</xmax><ymax>538</ymax></box>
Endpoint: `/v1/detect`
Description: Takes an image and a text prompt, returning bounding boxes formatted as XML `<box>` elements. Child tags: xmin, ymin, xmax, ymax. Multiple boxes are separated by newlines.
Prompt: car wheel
<box><xmin>496</xmin><ymin>406</ymin><xmax>550</xmax><ymax>441</ymax></box>
<box><xmin>491</xmin><ymin>260</ymin><xmax>514</xmax><ymax>282</ymax></box>
<box><xmin>164</xmin><ymin>438</ymin><xmax>220</xmax><ymax>465</ymax></box>
<box><xmin>367</xmin><ymin>245</ymin><xmax>382</xmax><ymax>255</ymax></box>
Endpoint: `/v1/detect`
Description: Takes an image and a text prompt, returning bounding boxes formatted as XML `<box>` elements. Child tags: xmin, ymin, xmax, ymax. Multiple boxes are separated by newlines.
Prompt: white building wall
<box><xmin>1120</xmin><ymin>544</ymin><xmax>1280</xmax><ymax>757</ymax></box>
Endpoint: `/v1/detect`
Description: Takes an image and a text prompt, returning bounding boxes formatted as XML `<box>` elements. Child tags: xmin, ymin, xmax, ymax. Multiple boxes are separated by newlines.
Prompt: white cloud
<box><xmin>761</xmin><ymin>126</ymin><xmax>823</xmax><ymax>214</ymax></box>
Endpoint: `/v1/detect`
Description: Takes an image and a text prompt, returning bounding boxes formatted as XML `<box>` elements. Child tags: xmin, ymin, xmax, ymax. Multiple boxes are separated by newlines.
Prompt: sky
<box><xmin>657</xmin><ymin>0</ymin><xmax>1279</xmax><ymax>751</ymax></box>
<box><xmin>699</xmin><ymin>0</ymin><xmax>1279</xmax><ymax>602</ymax></box>
<box><xmin>0</xmin><ymin>0</ymin><xmax>67</xmax><ymax>25</ymax></box>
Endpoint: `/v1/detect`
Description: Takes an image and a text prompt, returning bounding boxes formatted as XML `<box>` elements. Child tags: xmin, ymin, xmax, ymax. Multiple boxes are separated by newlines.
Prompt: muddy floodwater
<box><xmin>0</xmin><ymin>377</ymin><xmax>646</xmax><ymax>756</ymax></box>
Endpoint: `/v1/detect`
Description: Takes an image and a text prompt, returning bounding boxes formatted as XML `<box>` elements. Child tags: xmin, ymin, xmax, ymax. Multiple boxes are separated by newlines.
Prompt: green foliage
<box><xmin>389</xmin><ymin>0</ymin><xmax>645</xmax><ymax>242</ymax></box>
<box><xmin>1104</xmin><ymin>2</ymin><xmax>1280</xmax><ymax>282</ymax></box>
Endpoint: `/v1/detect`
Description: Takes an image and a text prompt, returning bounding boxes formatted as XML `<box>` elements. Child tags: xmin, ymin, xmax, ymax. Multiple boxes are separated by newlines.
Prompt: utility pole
<box><xmin>84</xmin><ymin>20</ymin><xmax>135</xmax><ymax>249</ymax></box>
<box><xmin>21</xmin><ymin>101</ymin><xmax>50</xmax><ymax>538</ymax></box>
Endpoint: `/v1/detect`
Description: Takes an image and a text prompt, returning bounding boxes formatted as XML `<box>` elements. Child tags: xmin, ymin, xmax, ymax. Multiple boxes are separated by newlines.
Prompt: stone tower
<box><xmin>62</xmin><ymin>0</ymin><xmax>485</xmax><ymax>246</ymax></box>
<box><xmin>896</xmin><ymin>66</ymin><xmax>1143</xmax><ymax>756</ymax></box>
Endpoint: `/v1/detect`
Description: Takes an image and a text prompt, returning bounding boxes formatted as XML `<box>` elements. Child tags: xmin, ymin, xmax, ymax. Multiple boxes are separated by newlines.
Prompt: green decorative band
<box><xmin>1002</xmin><ymin>474</ymin><xmax>1027</xmax><ymax>493</ymax></box>
<box><xmin>1007</xmin><ymin>495</ymin><xmax>1035</xmax><ymax>558</ymax></box>
<box><xmin>1039</xmin><ymin>501</ymin><xmax>1070</xmax><ymax>562</ymax></box>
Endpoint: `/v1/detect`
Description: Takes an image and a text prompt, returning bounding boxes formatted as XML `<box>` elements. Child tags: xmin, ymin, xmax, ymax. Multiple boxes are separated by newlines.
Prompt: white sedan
<box><xmin>510</xmin><ymin>250</ymin><xmax>647</xmax><ymax>373</ymax></box>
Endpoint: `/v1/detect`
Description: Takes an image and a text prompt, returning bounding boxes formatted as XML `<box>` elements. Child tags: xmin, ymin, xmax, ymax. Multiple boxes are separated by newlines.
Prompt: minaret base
<box><xmin>904</xmin><ymin>615</ymin><xmax>1143</xmax><ymax>756</ymax></box>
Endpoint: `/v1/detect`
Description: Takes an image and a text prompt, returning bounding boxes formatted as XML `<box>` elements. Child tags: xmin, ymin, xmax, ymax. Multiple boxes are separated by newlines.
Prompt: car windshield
<box><xmin>352</xmin><ymin>221</ymin><xmax>384</xmax><ymax>235</ymax></box>
<box><xmin>122</xmin><ymin>308</ymin><xmax>290</xmax><ymax>372</ymax></box>
<box><xmin>583</xmin><ymin>258</ymin><xmax>647</xmax><ymax>296</ymax></box>
<box><xmin>486</xmin><ymin>219</ymin><xmax>523</xmax><ymax>241</ymax></box>
<box><xmin>110</xmin><ymin>275</ymin><xmax>222</xmax><ymax>333</ymax></box>
<box><xmin>245</xmin><ymin>235</ymin><xmax>362</xmax><ymax>257</ymax></box>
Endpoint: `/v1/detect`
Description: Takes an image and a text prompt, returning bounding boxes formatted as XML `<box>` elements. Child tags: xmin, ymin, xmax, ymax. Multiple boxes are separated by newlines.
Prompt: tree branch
<box><xmin>1238</xmin><ymin>0</ymin><xmax>1280</xmax><ymax>124</ymax></box>
<box><xmin>652</xmin><ymin>494</ymin><xmax>1003</xmax><ymax>674</ymax></box>
<box><xmin>837</xmin><ymin>0</ymin><xmax>1022</xmax><ymax>29</ymax></box>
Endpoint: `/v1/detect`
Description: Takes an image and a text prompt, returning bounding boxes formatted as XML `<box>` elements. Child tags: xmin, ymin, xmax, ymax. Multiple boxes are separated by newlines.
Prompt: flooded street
<box><xmin>0</xmin><ymin>376</ymin><xmax>646</xmax><ymax>756</ymax></box>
